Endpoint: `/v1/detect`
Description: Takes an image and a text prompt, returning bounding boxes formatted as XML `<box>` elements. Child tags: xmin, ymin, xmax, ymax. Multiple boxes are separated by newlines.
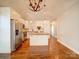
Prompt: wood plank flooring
<box><xmin>0</xmin><ymin>37</ymin><xmax>79</xmax><ymax>59</ymax></box>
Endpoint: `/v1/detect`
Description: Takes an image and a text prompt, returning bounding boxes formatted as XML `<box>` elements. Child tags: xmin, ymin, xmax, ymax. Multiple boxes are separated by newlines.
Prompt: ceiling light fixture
<box><xmin>29</xmin><ymin>0</ymin><xmax>46</xmax><ymax>12</ymax></box>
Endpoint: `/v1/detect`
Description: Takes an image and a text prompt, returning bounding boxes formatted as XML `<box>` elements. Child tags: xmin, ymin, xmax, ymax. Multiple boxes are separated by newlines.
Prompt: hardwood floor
<box><xmin>0</xmin><ymin>37</ymin><xmax>79</xmax><ymax>59</ymax></box>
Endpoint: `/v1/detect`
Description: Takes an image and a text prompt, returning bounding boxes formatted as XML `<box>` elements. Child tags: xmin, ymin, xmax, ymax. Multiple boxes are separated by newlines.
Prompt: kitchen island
<box><xmin>27</xmin><ymin>32</ymin><xmax>50</xmax><ymax>46</ymax></box>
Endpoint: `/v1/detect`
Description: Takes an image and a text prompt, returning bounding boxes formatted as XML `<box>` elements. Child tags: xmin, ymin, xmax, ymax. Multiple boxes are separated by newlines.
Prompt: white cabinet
<box><xmin>30</xmin><ymin>35</ymin><xmax>49</xmax><ymax>46</ymax></box>
<box><xmin>28</xmin><ymin>32</ymin><xmax>49</xmax><ymax>46</ymax></box>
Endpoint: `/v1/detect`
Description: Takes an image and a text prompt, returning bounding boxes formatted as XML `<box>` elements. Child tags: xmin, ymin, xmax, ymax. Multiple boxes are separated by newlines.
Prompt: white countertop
<box><xmin>27</xmin><ymin>31</ymin><xmax>49</xmax><ymax>35</ymax></box>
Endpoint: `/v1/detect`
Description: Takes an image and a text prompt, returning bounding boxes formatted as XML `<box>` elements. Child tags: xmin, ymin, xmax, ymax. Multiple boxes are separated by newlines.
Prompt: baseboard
<box><xmin>0</xmin><ymin>51</ymin><xmax>11</xmax><ymax>54</ymax></box>
<box><xmin>57</xmin><ymin>39</ymin><xmax>79</xmax><ymax>55</ymax></box>
<box><xmin>0</xmin><ymin>53</ymin><xmax>10</xmax><ymax>55</ymax></box>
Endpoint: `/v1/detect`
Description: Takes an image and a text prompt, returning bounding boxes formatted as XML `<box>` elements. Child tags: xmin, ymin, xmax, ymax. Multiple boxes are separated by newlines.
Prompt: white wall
<box><xmin>50</xmin><ymin>21</ymin><xmax>57</xmax><ymax>37</ymax></box>
<box><xmin>57</xmin><ymin>1</ymin><xmax>79</xmax><ymax>54</ymax></box>
<box><xmin>43</xmin><ymin>21</ymin><xmax>50</xmax><ymax>33</ymax></box>
<box><xmin>11</xmin><ymin>8</ymin><xmax>26</xmax><ymax>25</ymax></box>
<box><xmin>0</xmin><ymin>7</ymin><xmax>11</xmax><ymax>53</ymax></box>
<box><xmin>26</xmin><ymin>20</ymin><xmax>51</xmax><ymax>33</ymax></box>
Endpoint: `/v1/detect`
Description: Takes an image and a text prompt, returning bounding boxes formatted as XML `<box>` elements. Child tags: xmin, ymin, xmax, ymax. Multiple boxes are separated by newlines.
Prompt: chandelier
<box><xmin>29</xmin><ymin>0</ymin><xmax>46</xmax><ymax>12</ymax></box>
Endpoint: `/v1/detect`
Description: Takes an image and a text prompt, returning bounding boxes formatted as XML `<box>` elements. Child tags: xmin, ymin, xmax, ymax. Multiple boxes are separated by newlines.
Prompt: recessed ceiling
<box><xmin>0</xmin><ymin>0</ymin><xmax>78</xmax><ymax>20</ymax></box>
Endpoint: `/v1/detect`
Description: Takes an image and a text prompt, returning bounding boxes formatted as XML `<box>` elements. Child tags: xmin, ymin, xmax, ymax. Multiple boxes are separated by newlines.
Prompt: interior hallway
<box><xmin>0</xmin><ymin>0</ymin><xmax>79</xmax><ymax>59</ymax></box>
<box><xmin>11</xmin><ymin>36</ymin><xmax>79</xmax><ymax>59</ymax></box>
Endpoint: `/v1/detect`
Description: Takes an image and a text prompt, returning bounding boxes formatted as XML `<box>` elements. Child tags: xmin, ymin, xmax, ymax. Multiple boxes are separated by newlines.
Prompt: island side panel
<box><xmin>30</xmin><ymin>35</ymin><xmax>49</xmax><ymax>46</ymax></box>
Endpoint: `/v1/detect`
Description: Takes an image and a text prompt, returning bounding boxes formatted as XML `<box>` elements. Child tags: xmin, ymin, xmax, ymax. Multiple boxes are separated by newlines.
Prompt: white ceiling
<box><xmin>0</xmin><ymin>0</ymin><xmax>78</xmax><ymax>20</ymax></box>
